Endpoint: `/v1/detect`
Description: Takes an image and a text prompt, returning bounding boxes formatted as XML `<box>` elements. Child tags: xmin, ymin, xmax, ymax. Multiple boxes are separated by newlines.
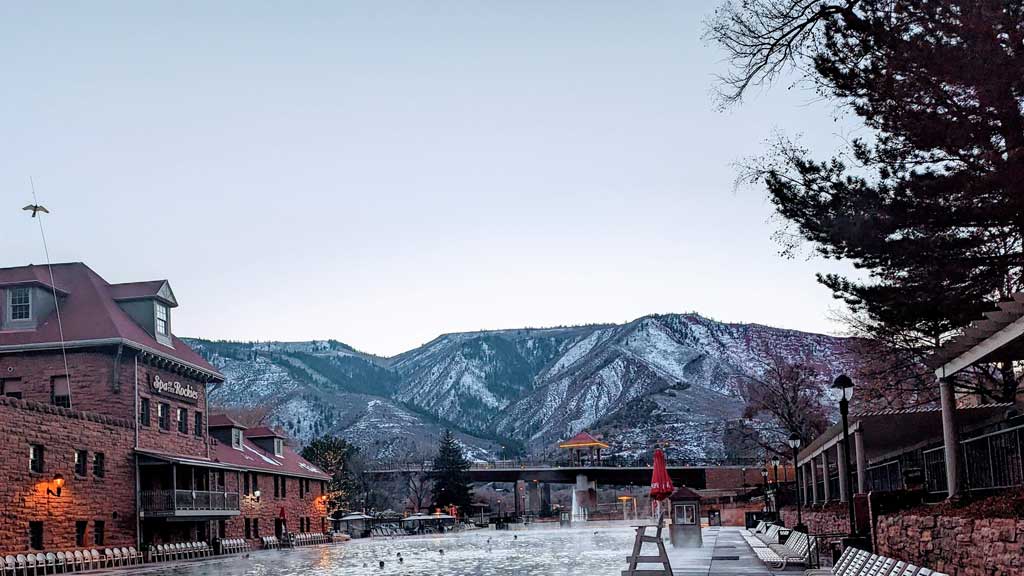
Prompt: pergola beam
<box><xmin>934</xmin><ymin>312</ymin><xmax>1024</xmax><ymax>379</ymax></box>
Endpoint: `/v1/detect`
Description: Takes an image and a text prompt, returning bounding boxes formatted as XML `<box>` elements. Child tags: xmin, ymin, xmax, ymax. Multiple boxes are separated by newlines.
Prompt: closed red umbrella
<box><xmin>649</xmin><ymin>448</ymin><xmax>674</xmax><ymax>501</ymax></box>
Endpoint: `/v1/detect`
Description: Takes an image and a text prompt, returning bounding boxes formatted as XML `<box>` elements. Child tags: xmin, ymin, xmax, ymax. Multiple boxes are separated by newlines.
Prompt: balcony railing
<box><xmin>141</xmin><ymin>490</ymin><xmax>240</xmax><ymax>517</ymax></box>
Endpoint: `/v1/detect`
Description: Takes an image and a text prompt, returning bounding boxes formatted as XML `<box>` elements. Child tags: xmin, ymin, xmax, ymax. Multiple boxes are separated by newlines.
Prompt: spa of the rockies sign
<box><xmin>151</xmin><ymin>374</ymin><xmax>199</xmax><ymax>403</ymax></box>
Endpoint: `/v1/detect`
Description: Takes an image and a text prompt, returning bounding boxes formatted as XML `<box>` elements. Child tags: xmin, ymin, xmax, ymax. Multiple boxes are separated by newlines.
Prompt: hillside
<box><xmin>186</xmin><ymin>313</ymin><xmax>854</xmax><ymax>461</ymax></box>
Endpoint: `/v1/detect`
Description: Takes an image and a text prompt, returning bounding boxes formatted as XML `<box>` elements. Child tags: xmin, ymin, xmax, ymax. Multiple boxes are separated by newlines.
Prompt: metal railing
<box><xmin>922</xmin><ymin>424</ymin><xmax>1024</xmax><ymax>493</ymax></box>
<box><xmin>141</xmin><ymin>489</ymin><xmax>240</xmax><ymax>514</ymax></box>
<box><xmin>866</xmin><ymin>460</ymin><xmax>902</xmax><ymax>492</ymax></box>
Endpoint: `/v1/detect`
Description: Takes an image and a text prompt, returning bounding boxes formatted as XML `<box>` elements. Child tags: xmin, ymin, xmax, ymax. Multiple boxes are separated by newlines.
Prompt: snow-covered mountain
<box><xmin>186</xmin><ymin>313</ymin><xmax>854</xmax><ymax>461</ymax></box>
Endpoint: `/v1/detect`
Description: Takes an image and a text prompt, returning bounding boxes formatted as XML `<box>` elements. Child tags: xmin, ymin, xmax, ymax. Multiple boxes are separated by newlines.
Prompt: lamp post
<box><xmin>788</xmin><ymin>433</ymin><xmax>805</xmax><ymax>532</ymax></box>
<box><xmin>760</xmin><ymin>467</ymin><xmax>769</xmax><ymax>512</ymax></box>
<box><xmin>771</xmin><ymin>455</ymin><xmax>780</xmax><ymax>485</ymax></box>
<box><xmin>741</xmin><ymin>467</ymin><xmax>747</xmax><ymax>487</ymax></box>
<box><xmin>833</xmin><ymin>374</ymin><xmax>856</xmax><ymax>535</ymax></box>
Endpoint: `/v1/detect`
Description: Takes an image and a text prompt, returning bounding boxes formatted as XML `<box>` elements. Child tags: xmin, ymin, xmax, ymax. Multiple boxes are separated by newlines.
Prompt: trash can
<box><xmin>667</xmin><ymin>486</ymin><xmax>702</xmax><ymax>548</ymax></box>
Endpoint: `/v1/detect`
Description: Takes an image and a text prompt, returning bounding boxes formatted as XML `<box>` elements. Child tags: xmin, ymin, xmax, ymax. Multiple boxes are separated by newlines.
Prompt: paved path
<box><xmin>663</xmin><ymin>526</ymin><xmax>799</xmax><ymax>576</ymax></box>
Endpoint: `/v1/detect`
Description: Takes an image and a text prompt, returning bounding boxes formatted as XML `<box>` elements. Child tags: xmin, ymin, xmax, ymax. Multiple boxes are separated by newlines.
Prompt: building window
<box><xmin>273</xmin><ymin>438</ymin><xmax>283</xmax><ymax>457</ymax></box>
<box><xmin>273</xmin><ymin>476</ymin><xmax>279</xmax><ymax>499</ymax></box>
<box><xmin>139</xmin><ymin>398</ymin><xmax>151</xmax><ymax>427</ymax></box>
<box><xmin>93</xmin><ymin>453</ymin><xmax>105</xmax><ymax>478</ymax></box>
<box><xmin>8</xmin><ymin>287</ymin><xmax>31</xmax><ymax>321</ymax></box>
<box><xmin>231</xmin><ymin>428</ymin><xmax>243</xmax><ymax>450</ymax></box>
<box><xmin>218</xmin><ymin>520</ymin><xmax>226</xmax><ymax>539</ymax></box>
<box><xmin>194</xmin><ymin>411</ymin><xmax>203</xmax><ymax>437</ymax></box>
<box><xmin>75</xmin><ymin>521</ymin><xmax>87</xmax><ymax>547</ymax></box>
<box><xmin>299</xmin><ymin>478</ymin><xmax>305</xmax><ymax>499</ymax></box>
<box><xmin>29</xmin><ymin>444</ymin><xmax>44</xmax><ymax>473</ymax></box>
<box><xmin>177</xmin><ymin>407</ymin><xmax>188</xmax><ymax>434</ymax></box>
<box><xmin>1</xmin><ymin>377</ymin><xmax>23</xmax><ymax>399</ymax></box>
<box><xmin>158</xmin><ymin>403</ymin><xmax>170</xmax><ymax>430</ymax></box>
<box><xmin>28</xmin><ymin>521</ymin><xmax>43</xmax><ymax>550</ymax></box>
<box><xmin>217</xmin><ymin>470</ymin><xmax>225</xmax><ymax>488</ymax></box>
<box><xmin>252</xmin><ymin>473</ymin><xmax>259</xmax><ymax>496</ymax></box>
<box><xmin>94</xmin><ymin>521</ymin><xmax>105</xmax><ymax>545</ymax></box>
<box><xmin>244</xmin><ymin>518</ymin><xmax>251</xmax><ymax>539</ymax></box>
<box><xmin>252</xmin><ymin>518</ymin><xmax>260</xmax><ymax>538</ymax></box>
<box><xmin>156</xmin><ymin>303</ymin><xmax>169</xmax><ymax>335</ymax></box>
<box><xmin>51</xmin><ymin>375</ymin><xmax>71</xmax><ymax>408</ymax></box>
<box><xmin>75</xmin><ymin>450</ymin><xmax>88</xmax><ymax>477</ymax></box>
<box><xmin>320</xmin><ymin>481</ymin><xmax>325</xmax><ymax>495</ymax></box>
<box><xmin>281</xmin><ymin>476</ymin><xmax>287</xmax><ymax>497</ymax></box>
<box><xmin>243</xmin><ymin>472</ymin><xmax>250</xmax><ymax>496</ymax></box>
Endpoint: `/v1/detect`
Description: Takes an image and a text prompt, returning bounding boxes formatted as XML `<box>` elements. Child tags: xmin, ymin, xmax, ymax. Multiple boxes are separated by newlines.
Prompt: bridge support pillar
<box><xmin>514</xmin><ymin>480</ymin><xmax>525</xmax><ymax>517</ymax></box>
<box><xmin>541</xmin><ymin>482</ymin><xmax>551</xmax><ymax>516</ymax></box>
<box><xmin>526</xmin><ymin>480</ymin><xmax>542</xmax><ymax>514</ymax></box>
<box><xmin>573</xmin><ymin>474</ymin><xmax>596</xmax><ymax>521</ymax></box>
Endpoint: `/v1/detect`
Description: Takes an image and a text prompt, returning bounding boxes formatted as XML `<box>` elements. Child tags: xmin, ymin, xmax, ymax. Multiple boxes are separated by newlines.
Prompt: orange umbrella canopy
<box><xmin>649</xmin><ymin>448</ymin><xmax>674</xmax><ymax>501</ymax></box>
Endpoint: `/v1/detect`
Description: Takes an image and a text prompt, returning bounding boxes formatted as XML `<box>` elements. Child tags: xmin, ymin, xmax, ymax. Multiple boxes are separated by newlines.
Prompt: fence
<box><xmin>922</xmin><ymin>423</ymin><xmax>1024</xmax><ymax>494</ymax></box>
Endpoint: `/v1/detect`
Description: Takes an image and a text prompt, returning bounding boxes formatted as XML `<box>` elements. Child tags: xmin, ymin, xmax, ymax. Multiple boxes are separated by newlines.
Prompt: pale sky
<box><xmin>1</xmin><ymin>1</ymin><xmax>863</xmax><ymax>356</ymax></box>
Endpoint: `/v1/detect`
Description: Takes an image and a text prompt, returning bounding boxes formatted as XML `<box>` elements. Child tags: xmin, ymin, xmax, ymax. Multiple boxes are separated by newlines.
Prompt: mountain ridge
<box><xmin>186</xmin><ymin>312</ymin><xmax>854</xmax><ymax>461</ymax></box>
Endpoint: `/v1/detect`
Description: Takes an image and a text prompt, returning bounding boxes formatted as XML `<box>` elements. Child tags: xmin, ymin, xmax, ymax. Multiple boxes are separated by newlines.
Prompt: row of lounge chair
<box><xmin>2</xmin><ymin>548</ymin><xmax>143</xmax><ymax>575</ymax></box>
<box><xmin>742</xmin><ymin>521</ymin><xmax>950</xmax><ymax>576</ymax></box>
<box><xmin>806</xmin><ymin>545</ymin><xmax>950</xmax><ymax>576</ymax></box>
<box><xmin>290</xmin><ymin>533</ymin><xmax>329</xmax><ymax>547</ymax></box>
<box><xmin>260</xmin><ymin>536</ymin><xmax>281</xmax><ymax>549</ymax></box>
<box><xmin>743</xmin><ymin>523</ymin><xmax>813</xmax><ymax>570</ymax></box>
<box><xmin>220</xmin><ymin>539</ymin><xmax>250</xmax><ymax>555</ymax></box>
<box><xmin>146</xmin><ymin>542</ymin><xmax>212</xmax><ymax>563</ymax></box>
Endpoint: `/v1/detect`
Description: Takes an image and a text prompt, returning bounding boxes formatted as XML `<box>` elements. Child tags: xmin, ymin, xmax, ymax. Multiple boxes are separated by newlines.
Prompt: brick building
<box><xmin>0</xmin><ymin>263</ymin><xmax>330</xmax><ymax>554</ymax></box>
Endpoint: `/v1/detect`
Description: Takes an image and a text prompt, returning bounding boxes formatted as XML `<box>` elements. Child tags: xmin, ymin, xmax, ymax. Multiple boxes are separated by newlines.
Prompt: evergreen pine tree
<box><xmin>429</xmin><ymin>429</ymin><xmax>472</xmax><ymax>513</ymax></box>
<box><xmin>300</xmin><ymin>435</ymin><xmax>360</xmax><ymax>512</ymax></box>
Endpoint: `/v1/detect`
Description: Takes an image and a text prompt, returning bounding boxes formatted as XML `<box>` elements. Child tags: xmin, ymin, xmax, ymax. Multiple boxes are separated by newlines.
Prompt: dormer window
<box><xmin>155</xmin><ymin>303</ymin><xmax>169</xmax><ymax>336</ymax></box>
<box><xmin>273</xmin><ymin>438</ymin><xmax>283</xmax><ymax>457</ymax></box>
<box><xmin>8</xmin><ymin>287</ymin><xmax>31</xmax><ymax>321</ymax></box>
<box><xmin>231</xmin><ymin>428</ymin><xmax>243</xmax><ymax>450</ymax></box>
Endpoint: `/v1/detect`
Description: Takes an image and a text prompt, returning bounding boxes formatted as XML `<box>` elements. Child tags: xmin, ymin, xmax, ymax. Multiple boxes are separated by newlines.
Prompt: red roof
<box><xmin>246</xmin><ymin>426</ymin><xmax>286</xmax><ymax>439</ymax></box>
<box><xmin>558</xmin><ymin>431</ymin><xmax>609</xmax><ymax>449</ymax></box>
<box><xmin>109</xmin><ymin>280</ymin><xmax>175</xmax><ymax>305</ymax></box>
<box><xmin>0</xmin><ymin>263</ymin><xmax>220</xmax><ymax>379</ymax></box>
<box><xmin>211</xmin><ymin>433</ymin><xmax>330</xmax><ymax>480</ymax></box>
<box><xmin>208</xmin><ymin>413</ymin><xmax>247</xmax><ymax>429</ymax></box>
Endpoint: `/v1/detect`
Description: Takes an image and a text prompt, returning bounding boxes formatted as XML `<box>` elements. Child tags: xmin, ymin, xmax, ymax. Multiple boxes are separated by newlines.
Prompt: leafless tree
<box><xmin>735</xmin><ymin>353</ymin><xmax>831</xmax><ymax>455</ymax></box>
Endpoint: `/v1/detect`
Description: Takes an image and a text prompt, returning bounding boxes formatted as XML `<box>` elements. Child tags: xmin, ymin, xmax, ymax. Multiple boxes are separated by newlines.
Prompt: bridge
<box><xmin>366</xmin><ymin>461</ymin><xmax>746</xmax><ymax>489</ymax></box>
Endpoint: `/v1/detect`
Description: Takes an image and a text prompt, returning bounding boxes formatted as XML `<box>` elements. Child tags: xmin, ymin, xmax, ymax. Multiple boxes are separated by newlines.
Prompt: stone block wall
<box><xmin>0</xmin><ymin>350</ymin><xmax>132</xmax><ymax>416</ymax></box>
<box><xmin>132</xmin><ymin>361</ymin><xmax>210</xmax><ymax>459</ymax></box>
<box><xmin>227</xmin><ymin>471</ymin><xmax>330</xmax><ymax>544</ymax></box>
<box><xmin>0</xmin><ymin>397</ymin><xmax>137</xmax><ymax>553</ymax></box>
<box><xmin>780</xmin><ymin>505</ymin><xmax>851</xmax><ymax>534</ymax></box>
<box><xmin>876</xmin><ymin>514</ymin><xmax>1024</xmax><ymax>576</ymax></box>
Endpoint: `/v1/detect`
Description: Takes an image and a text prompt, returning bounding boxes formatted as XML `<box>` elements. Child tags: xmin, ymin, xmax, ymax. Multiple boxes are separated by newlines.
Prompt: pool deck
<box><xmin>663</xmin><ymin>527</ymin><xmax>802</xmax><ymax>576</ymax></box>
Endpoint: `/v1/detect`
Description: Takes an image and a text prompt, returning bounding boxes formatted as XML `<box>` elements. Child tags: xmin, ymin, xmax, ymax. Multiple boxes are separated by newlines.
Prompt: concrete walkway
<box><xmin>663</xmin><ymin>527</ymin><xmax>799</xmax><ymax>576</ymax></box>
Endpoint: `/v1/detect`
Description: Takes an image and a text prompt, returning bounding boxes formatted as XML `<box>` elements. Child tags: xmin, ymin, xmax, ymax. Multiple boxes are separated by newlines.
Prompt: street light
<box><xmin>788</xmin><ymin>433</ymin><xmax>805</xmax><ymax>532</ymax></box>
<box><xmin>832</xmin><ymin>374</ymin><xmax>856</xmax><ymax>535</ymax></box>
<box><xmin>741</xmin><ymin>467</ymin><xmax>747</xmax><ymax>487</ymax></box>
<box><xmin>760</xmin><ymin>467</ymin><xmax>769</xmax><ymax>512</ymax></box>
<box><xmin>771</xmin><ymin>455</ymin><xmax>780</xmax><ymax>485</ymax></box>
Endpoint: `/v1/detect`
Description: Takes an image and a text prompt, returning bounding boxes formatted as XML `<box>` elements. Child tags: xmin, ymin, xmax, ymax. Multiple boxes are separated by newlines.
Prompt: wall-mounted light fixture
<box><xmin>253</xmin><ymin>489</ymin><xmax>261</xmax><ymax>502</ymax></box>
<box><xmin>47</xmin><ymin>473</ymin><xmax>65</xmax><ymax>497</ymax></box>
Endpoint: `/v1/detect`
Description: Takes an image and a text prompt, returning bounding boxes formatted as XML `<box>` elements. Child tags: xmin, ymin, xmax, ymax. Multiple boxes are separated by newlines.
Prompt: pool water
<box><xmin>130</xmin><ymin>526</ymin><xmax>635</xmax><ymax>576</ymax></box>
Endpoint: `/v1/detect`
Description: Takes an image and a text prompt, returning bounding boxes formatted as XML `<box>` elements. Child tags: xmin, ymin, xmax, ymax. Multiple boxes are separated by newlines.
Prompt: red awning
<box><xmin>649</xmin><ymin>448</ymin><xmax>674</xmax><ymax>501</ymax></box>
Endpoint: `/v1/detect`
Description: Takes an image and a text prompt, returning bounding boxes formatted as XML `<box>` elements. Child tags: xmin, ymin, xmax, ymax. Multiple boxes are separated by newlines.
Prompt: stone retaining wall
<box><xmin>780</xmin><ymin>506</ymin><xmax>850</xmax><ymax>534</ymax></box>
<box><xmin>875</xmin><ymin>514</ymin><xmax>1024</xmax><ymax>576</ymax></box>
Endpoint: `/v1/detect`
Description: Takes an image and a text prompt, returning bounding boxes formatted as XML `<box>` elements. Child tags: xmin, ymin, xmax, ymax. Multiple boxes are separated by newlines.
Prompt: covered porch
<box><xmin>927</xmin><ymin>295</ymin><xmax>1024</xmax><ymax>497</ymax></box>
<box><xmin>137</xmin><ymin>452</ymin><xmax>241</xmax><ymax>518</ymax></box>
<box><xmin>796</xmin><ymin>403</ymin><xmax>1015</xmax><ymax>503</ymax></box>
